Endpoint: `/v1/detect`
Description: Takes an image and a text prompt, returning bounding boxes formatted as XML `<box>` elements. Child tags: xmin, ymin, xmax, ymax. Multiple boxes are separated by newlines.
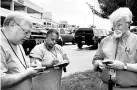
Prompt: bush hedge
<box><xmin>61</xmin><ymin>70</ymin><xmax>101</xmax><ymax>90</ymax></box>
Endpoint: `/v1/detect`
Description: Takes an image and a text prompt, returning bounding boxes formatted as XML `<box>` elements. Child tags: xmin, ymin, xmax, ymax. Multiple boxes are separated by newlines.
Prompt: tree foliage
<box><xmin>87</xmin><ymin>0</ymin><xmax>137</xmax><ymax>25</ymax></box>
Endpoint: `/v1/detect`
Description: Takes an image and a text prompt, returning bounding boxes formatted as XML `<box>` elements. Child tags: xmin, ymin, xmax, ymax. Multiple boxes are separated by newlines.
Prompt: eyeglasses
<box><xmin>113</xmin><ymin>22</ymin><xmax>128</xmax><ymax>29</ymax></box>
<box><xmin>12</xmin><ymin>20</ymin><xmax>31</xmax><ymax>37</ymax></box>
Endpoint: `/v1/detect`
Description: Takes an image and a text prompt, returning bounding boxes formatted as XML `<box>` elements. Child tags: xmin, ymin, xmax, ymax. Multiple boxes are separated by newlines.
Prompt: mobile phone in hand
<box><xmin>34</xmin><ymin>67</ymin><xmax>46</xmax><ymax>70</ymax></box>
<box><xmin>102</xmin><ymin>61</ymin><xmax>113</xmax><ymax>65</ymax></box>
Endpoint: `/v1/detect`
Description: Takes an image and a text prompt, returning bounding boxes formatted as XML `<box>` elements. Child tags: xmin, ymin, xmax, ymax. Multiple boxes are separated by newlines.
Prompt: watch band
<box><xmin>123</xmin><ymin>63</ymin><xmax>128</xmax><ymax>71</ymax></box>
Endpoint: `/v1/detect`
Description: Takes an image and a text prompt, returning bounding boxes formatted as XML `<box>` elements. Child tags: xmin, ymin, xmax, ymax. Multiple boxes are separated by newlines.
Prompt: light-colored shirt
<box><xmin>0</xmin><ymin>31</ymin><xmax>32</xmax><ymax>90</ymax></box>
<box><xmin>30</xmin><ymin>43</ymin><xmax>66</xmax><ymax>90</ymax></box>
<box><xmin>93</xmin><ymin>31</ymin><xmax>137</xmax><ymax>87</ymax></box>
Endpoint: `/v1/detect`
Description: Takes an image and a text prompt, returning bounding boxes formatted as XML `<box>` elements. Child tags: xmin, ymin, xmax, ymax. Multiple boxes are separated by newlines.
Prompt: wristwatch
<box><xmin>123</xmin><ymin>63</ymin><xmax>128</xmax><ymax>71</ymax></box>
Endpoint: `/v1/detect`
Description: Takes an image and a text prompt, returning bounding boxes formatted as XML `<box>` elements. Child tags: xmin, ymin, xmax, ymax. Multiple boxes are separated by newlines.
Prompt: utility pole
<box><xmin>93</xmin><ymin>0</ymin><xmax>95</xmax><ymax>27</ymax></box>
<box><xmin>86</xmin><ymin>0</ymin><xmax>95</xmax><ymax>28</ymax></box>
<box><xmin>125</xmin><ymin>0</ymin><xmax>129</xmax><ymax>6</ymax></box>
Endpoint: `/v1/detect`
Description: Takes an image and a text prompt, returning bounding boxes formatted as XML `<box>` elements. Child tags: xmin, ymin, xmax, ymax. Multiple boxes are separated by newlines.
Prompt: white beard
<box><xmin>114</xmin><ymin>30</ymin><xmax>122</xmax><ymax>38</ymax></box>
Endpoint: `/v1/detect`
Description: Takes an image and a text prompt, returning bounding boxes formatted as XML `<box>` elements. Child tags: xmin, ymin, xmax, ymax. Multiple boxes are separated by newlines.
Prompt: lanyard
<box><xmin>50</xmin><ymin>48</ymin><xmax>57</xmax><ymax>60</ymax></box>
<box><xmin>1</xmin><ymin>30</ymin><xmax>27</xmax><ymax>69</ymax></box>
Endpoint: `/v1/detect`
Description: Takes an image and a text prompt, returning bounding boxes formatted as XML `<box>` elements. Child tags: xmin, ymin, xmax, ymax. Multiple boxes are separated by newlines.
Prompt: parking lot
<box><xmin>62</xmin><ymin>43</ymin><xmax>97</xmax><ymax>77</ymax></box>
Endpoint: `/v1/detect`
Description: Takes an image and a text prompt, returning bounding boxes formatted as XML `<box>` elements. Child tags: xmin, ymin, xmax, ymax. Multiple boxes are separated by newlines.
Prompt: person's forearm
<box><xmin>1</xmin><ymin>71</ymin><xmax>30</xmax><ymax>89</ymax></box>
<box><xmin>126</xmin><ymin>63</ymin><xmax>137</xmax><ymax>72</ymax></box>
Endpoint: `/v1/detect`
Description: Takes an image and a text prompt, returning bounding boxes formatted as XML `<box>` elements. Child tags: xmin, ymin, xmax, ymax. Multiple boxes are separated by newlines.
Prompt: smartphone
<box><xmin>102</xmin><ymin>61</ymin><xmax>113</xmax><ymax>65</ymax></box>
<box><xmin>54</xmin><ymin>62</ymin><xmax>69</xmax><ymax>67</ymax></box>
<box><xmin>34</xmin><ymin>67</ymin><xmax>46</xmax><ymax>70</ymax></box>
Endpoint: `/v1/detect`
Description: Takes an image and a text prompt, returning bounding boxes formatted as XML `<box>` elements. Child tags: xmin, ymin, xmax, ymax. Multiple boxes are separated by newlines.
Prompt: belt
<box><xmin>104</xmin><ymin>82</ymin><xmax>137</xmax><ymax>88</ymax></box>
<box><xmin>114</xmin><ymin>84</ymin><xmax>137</xmax><ymax>88</ymax></box>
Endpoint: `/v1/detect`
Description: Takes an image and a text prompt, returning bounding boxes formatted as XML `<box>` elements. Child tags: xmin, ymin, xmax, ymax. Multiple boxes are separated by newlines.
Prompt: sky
<box><xmin>29</xmin><ymin>0</ymin><xmax>112</xmax><ymax>30</ymax></box>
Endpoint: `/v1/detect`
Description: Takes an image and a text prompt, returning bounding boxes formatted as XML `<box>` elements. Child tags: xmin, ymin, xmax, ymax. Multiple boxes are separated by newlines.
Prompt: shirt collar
<box><xmin>121</xmin><ymin>31</ymin><xmax>131</xmax><ymax>40</ymax></box>
<box><xmin>112</xmin><ymin>31</ymin><xmax>131</xmax><ymax>43</ymax></box>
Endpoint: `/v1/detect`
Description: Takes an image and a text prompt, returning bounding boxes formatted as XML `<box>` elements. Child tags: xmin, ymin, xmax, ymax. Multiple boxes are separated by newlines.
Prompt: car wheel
<box><xmin>72</xmin><ymin>39</ymin><xmax>75</xmax><ymax>45</ymax></box>
<box><xmin>63</xmin><ymin>42</ymin><xmax>65</xmax><ymax>45</ymax></box>
<box><xmin>57</xmin><ymin>39</ymin><xmax>63</xmax><ymax>46</ymax></box>
<box><xmin>77</xmin><ymin>42</ymin><xmax>83</xmax><ymax>49</ymax></box>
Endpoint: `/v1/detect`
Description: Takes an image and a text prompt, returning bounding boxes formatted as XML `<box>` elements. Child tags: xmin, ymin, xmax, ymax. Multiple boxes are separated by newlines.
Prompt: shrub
<box><xmin>61</xmin><ymin>70</ymin><xmax>101</xmax><ymax>90</ymax></box>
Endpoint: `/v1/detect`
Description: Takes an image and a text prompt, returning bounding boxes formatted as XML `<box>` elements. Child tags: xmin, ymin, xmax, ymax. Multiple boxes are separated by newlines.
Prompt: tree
<box><xmin>87</xmin><ymin>0</ymin><xmax>137</xmax><ymax>25</ymax></box>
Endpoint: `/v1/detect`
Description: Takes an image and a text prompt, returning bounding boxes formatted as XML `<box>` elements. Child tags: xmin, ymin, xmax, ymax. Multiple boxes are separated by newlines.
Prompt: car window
<box><xmin>60</xmin><ymin>29</ymin><xmax>65</xmax><ymax>34</ymax></box>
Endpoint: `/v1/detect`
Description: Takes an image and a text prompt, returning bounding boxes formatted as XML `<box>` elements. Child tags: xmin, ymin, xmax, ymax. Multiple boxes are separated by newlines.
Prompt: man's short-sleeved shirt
<box><xmin>94</xmin><ymin>31</ymin><xmax>137</xmax><ymax>63</ymax></box>
<box><xmin>93</xmin><ymin>31</ymin><xmax>137</xmax><ymax>87</ymax></box>
<box><xmin>0</xmin><ymin>31</ymin><xmax>32</xmax><ymax>90</ymax></box>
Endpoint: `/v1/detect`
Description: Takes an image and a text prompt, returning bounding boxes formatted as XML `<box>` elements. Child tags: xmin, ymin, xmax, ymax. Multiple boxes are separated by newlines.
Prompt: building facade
<box><xmin>1</xmin><ymin>0</ymin><xmax>77</xmax><ymax>31</ymax></box>
<box><xmin>1</xmin><ymin>0</ymin><xmax>60</xmax><ymax>29</ymax></box>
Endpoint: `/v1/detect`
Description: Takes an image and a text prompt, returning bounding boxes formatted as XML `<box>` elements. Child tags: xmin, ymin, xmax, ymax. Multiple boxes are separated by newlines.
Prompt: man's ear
<box><xmin>9</xmin><ymin>20</ymin><xmax>16</xmax><ymax>28</ymax></box>
<box><xmin>127</xmin><ymin>22</ymin><xmax>131</xmax><ymax>29</ymax></box>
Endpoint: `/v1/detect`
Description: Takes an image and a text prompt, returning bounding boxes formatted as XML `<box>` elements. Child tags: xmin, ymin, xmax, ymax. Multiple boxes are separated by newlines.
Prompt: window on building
<box><xmin>1</xmin><ymin>16</ymin><xmax>6</xmax><ymax>27</ymax></box>
<box><xmin>44</xmin><ymin>22</ymin><xmax>47</xmax><ymax>25</ymax></box>
<box><xmin>47</xmin><ymin>22</ymin><xmax>51</xmax><ymax>25</ymax></box>
<box><xmin>63</xmin><ymin>24</ymin><xmax>66</xmax><ymax>28</ymax></box>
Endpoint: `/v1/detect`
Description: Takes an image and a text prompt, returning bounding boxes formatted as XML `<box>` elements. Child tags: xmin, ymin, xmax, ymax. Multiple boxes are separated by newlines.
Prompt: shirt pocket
<box><xmin>125</xmin><ymin>46</ymin><xmax>137</xmax><ymax>63</ymax></box>
<box><xmin>125</xmin><ymin>46</ymin><xmax>136</xmax><ymax>55</ymax></box>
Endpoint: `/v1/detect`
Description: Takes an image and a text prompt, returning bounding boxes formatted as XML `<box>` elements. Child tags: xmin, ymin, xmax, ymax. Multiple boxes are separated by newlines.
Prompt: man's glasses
<box><xmin>113</xmin><ymin>22</ymin><xmax>128</xmax><ymax>29</ymax></box>
<box><xmin>12</xmin><ymin>20</ymin><xmax>31</xmax><ymax>37</ymax></box>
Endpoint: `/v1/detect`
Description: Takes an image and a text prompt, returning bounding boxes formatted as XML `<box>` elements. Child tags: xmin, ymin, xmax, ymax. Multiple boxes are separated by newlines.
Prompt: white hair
<box><xmin>109</xmin><ymin>7</ymin><xmax>133</xmax><ymax>25</ymax></box>
<box><xmin>3</xmin><ymin>11</ymin><xmax>32</xmax><ymax>27</ymax></box>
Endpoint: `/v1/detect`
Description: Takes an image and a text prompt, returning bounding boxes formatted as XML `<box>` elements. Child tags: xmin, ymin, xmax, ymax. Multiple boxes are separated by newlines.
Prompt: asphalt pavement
<box><xmin>62</xmin><ymin>43</ymin><xmax>97</xmax><ymax>77</ymax></box>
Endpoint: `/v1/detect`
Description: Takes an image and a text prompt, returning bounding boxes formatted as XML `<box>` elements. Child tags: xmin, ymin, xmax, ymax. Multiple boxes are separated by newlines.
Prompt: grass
<box><xmin>61</xmin><ymin>70</ymin><xmax>101</xmax><ymax>90</ymax></box>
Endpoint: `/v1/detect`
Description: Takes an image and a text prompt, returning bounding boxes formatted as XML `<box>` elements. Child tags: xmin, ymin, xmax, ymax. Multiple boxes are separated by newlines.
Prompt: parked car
<box><xmin>57</xmin><ymin>28</ymin><xmax>75</xmax><ymax>45</ymax></box>
<box><xmin>130</xmin><ymin>27</ymin><xmax>137</xmax><ymax>34</ymax></box>
<box><xmin>74</xmin><ymin>28</ymin><xmax>106</xmax><ymax>49</ymax></box>
<box><xmin>22</xmin><ymin>30</ymin><xmax>45</xmax><ymax>55</ymax></box>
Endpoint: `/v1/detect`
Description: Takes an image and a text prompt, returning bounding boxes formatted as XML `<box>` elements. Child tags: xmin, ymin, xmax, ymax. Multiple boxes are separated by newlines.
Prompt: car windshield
<box><xmin>60</xmin><ymin>29</ymin><xmax>65</xmax><ymax>34</ymax></box>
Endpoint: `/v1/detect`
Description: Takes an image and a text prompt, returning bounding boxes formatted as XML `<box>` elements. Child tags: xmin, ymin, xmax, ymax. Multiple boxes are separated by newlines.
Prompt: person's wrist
<box><xmin>25</xmin><ymin>67</ymin><xmax>37</xmax><ymax>78</ymax></box>
<box><xmin>23</xmin><ymin>69</ymin><xmax>32</xmax><ymax>79</ymax></box>
<box><xmin>123</xmin><ymin>62</ymin><xmax>128</xmax><ymax>71</ymax></box>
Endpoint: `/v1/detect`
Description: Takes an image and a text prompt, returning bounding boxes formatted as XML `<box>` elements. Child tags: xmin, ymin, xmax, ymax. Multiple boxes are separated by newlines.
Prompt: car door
<box><xmin>65</xmin><ymin>31</ymin><xmax>74</xmax><ymax>42</ymax></box>
<box><xmin>60</xmin><ymin>29</ymin><xmax>71</xmax><ymax>42</ymax></box>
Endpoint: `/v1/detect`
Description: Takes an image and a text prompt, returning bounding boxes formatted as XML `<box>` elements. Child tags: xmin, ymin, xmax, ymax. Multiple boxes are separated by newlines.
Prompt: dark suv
<box><xmin>74</xmin><ymin>28</ymin><xmax>101</xmax><ymax>49</ymax></box>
